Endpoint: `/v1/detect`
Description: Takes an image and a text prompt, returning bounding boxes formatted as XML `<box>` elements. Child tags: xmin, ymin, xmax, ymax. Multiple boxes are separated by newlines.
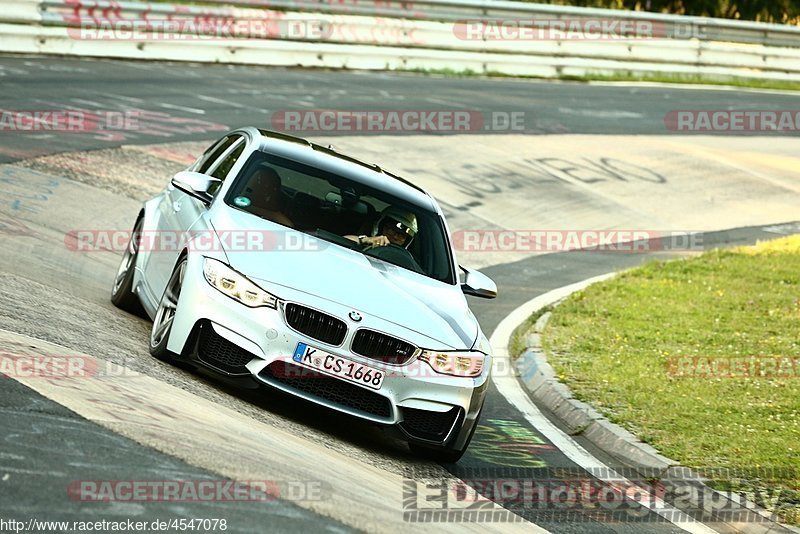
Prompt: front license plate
<box><xmin>292</xmin><ymin>342</ymin><xmax>385</xmax><ymax>390</ymax></box>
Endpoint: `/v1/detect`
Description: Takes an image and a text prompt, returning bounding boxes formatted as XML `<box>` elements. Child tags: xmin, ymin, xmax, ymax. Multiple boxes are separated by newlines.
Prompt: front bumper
<box><xmin>167</xmin><ymin>254</ymin><xmax>489</xmax><ymax>446</ymax></box>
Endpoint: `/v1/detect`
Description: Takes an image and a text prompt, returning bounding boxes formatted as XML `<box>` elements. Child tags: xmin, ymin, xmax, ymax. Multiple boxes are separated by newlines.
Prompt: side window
<box><xmin>211</xmin><ymin>141</ymin><xmax>245</xmax><ymax>181</ymax></box>
<box><xmin>196</xmin><ymin>135</ymin><xmax>237</xmax><ymax>174</ymax></box>
<box><xmin>208</xmin><ymin>140</ymin><xmax>246</xmax><ymax>196</ymax></box>
<box><xmin>189</xmin><ymin>139</ymin><xmax>221</xmax><ymax>171</ymax></box>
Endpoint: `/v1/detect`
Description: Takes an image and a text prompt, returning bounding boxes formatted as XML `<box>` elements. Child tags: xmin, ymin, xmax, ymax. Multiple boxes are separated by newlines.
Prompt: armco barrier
<box><xmin>34</xmin><ymin>0</ymin><xmax>800</xmax><ymax>48</ymax></box>
<box><xmin>2</xmin><ymin>0</ymin><xmax>800</xmax><ymax>81</ymax></box>
<box><xmin>5</xmin><ymin>0</ymin><xmax>42</xmax><ymax>23</ymax></box>
<box><xmin>86</xmin><ymin>0</ymin><xmax>800</xmax><ymax>48</ymax></box>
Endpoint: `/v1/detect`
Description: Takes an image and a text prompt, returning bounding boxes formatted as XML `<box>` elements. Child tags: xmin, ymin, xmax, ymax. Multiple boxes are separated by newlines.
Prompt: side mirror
<box><xmin>460</xmin><ymin>266</ymin><xmax>497</xmax><ymax>299</ymax></box>
<box><xmin>171</xmin><ymin>171</ymin><xmax>221</xmax><ymax>204</ymax></box>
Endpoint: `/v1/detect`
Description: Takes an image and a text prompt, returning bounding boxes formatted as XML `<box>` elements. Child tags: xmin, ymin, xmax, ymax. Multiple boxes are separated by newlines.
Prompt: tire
<box><xmin>149</xmin><ymin>257</ymin><xmax>186</xmax><ymax>362</ymax></box>
<box><xmin>409</xmin><ymin>442</ymin><xmax>468</xmax><ymax>464</ymax></box>
<box><xmin>408</xmin><ymin>408</ymin><xmax>482</xmax><ymax>464</ymax></box>
<box><xmin>111</xmin><ymin>217</ymin><xmax>145</xmax><ymax>316</ymax></box>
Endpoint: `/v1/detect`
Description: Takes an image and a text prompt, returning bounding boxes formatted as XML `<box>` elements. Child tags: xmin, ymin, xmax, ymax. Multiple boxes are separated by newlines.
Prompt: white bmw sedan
<box><xmin>111</xmin><ymin>127</ymin><xmax>497</xmax><ymax>462</ymax></box>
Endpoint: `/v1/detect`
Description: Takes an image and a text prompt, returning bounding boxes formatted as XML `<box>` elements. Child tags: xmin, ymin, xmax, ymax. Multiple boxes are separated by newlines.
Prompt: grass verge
<box><xmin>509</xmin><ymin>305</ymin><xmax>553</xmax><ymax>358</ymax></box>
<box><xmin>538</xmin><ymin>235</ymin><xmax>800</xmax><ymax>524</ymax></box>
<box><xmin>403</xmin><ymin>68</ymin><xmax>800</xmax><ymax>91</ymax></box>
<box><xmin>562</xmin><ymin>72</ymin><xmax>800</xmax><ymax>92</ymax></box>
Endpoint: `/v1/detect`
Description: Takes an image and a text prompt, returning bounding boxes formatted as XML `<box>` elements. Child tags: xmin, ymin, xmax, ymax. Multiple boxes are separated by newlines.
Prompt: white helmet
<box><xmin>373</xmin><ymin>206</ymin><xmax>418</xmax><ymax>248</ymax></box>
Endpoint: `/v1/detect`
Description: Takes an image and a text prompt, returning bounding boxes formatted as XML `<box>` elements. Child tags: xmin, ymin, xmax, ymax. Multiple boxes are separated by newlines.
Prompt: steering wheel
<box><xmin>363</xmin><ymin>244</ymin><xmax>423</xmax><ymax>273</ymax></box>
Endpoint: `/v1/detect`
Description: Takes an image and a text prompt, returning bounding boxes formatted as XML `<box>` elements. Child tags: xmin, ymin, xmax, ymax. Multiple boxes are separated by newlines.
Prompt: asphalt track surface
<box><xmin>2</xmin><ymin>55</ymin><xmax>800</xmax><ymax>162</ymax></box>
<box><xmin>1</xmin><ymin>55</ymin><xmax>799</xmax><ymax>533</ymax></box>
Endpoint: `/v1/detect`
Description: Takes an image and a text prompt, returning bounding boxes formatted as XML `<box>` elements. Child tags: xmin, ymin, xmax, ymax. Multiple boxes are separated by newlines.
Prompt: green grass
<box><xmin>509</xmin><ymin>305</ymin><xmax>553</xmax><ymax>357</ymax></box>
<box><xmin>540</xmin><ymin>235</ymin><xmax>800</xmax><ymax>524</ymax></box>
<box><xmin>564</xmin><ymin>72</ymin><xmax>800</xmax><ymax>92</ymax></box>
<box><xmin>402</xmin><ymin>68</ymin><xmax>800</xmax><ymax>91</ymax></box>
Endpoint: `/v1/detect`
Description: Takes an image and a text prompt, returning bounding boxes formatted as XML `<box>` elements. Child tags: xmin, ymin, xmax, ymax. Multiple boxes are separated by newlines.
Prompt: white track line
<box><xmin>157</xmin><ymin>102</ymin><xmax>206</xmax><ymax>115</ymax></box>
<box><xmin>490</xmin><ymin>273</ymin><xmax>718</xmax><ymax>534</ymax></box>
<box><xmin>196</xmin><ymin>94</ymin><xmax>246</xmax><ymax>109</ymax></box>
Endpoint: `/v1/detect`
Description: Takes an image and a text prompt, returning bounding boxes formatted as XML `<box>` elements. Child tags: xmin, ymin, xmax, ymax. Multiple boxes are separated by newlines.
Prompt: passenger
<box><xmin>245</xmin><ymin>166</ymin><xmax>294</xmax><ymax>228</ymax></box>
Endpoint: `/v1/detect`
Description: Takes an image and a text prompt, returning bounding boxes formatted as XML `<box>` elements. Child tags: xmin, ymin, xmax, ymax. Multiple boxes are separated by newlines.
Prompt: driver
<box><xmin>346</xmin><ymin>206</ymin><xmax>417</xmax><ymax>249</ymax></box>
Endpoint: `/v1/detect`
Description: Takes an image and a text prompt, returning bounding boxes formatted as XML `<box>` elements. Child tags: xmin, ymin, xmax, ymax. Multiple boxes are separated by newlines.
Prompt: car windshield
<box><xmin>224</xmin><ymin>151</ymin><xmax>455</xmax><ymax>284</ymax></box>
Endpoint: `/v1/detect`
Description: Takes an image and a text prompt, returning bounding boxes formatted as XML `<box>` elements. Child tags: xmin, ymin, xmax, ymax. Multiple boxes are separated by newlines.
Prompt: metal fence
<box><xmin>96</xmin><ymin>0</ymin><xmax>800</xmax><ymax>47</ymax></box>
<box><xmin>3</xmin><ymin>0</ymin><xmax>800</xmax><ymax>81</ymax></box>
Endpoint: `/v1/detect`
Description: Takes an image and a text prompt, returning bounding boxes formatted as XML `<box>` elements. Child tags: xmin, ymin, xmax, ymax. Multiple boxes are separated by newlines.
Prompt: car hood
<box><xmin>210</xmin><ymin>209</ymin><xmax>477</xmax><ymax>349</ymax></box>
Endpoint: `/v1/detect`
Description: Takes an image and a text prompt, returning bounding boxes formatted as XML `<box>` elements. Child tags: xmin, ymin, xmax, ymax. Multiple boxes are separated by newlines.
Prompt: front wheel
<box><xmin>149</xmin><ymin>258</ymin><xmax>186</xmax><ymax>362</ymax></box>
<box><xmin>111</xmin><ymin>217</ymin><xmax>144</xmax><ymax>315</ymax></box>
<box><xmin>409</xmin><ymin>442</ymin><xmax>468</xmax><ymax>464</ymax></box>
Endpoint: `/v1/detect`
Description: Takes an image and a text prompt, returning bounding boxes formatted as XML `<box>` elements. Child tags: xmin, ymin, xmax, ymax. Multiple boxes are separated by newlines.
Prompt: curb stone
<box><xmin>513</xmin><ymin>289</ymin><xmax>800</xmax><ymax>534</ymax></box>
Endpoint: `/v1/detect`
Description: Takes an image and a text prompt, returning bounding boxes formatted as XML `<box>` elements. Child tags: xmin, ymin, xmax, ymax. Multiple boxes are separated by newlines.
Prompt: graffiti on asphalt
<box><xmin>468</xmin><ymin>418</ymin><xmax>554</xmax><ymax>467</ymax></box>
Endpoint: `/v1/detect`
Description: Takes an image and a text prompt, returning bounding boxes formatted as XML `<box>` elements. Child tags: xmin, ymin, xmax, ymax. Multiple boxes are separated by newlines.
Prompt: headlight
<box><xmin>203</xmin><ymin>258</ymin><xmax>278</xmax><ymax>309</ymax></box>
<box><xmin>418</xmin><ymin>350</ymin><xmax>486</xmax><ymax>377</ymax></box>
